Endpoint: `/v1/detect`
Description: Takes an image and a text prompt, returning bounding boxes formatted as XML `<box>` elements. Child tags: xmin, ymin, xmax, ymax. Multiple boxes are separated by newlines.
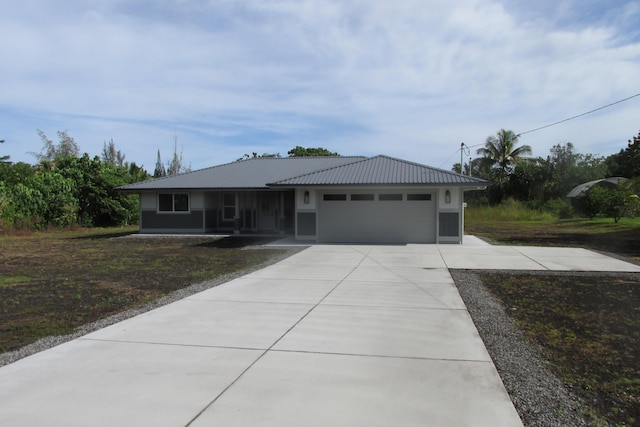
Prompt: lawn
<box><xmin>465</xmin><ymin>209</ymin><xmax>640</xmax><ymax>425</ymax></box>
<box><xmin>0</xmin><ymin>227</ymin><xmax>298</xmax><ymax>354</ymax></box>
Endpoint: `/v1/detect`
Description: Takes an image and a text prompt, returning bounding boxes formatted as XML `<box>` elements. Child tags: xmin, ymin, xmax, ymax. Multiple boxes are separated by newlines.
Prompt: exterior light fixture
<box><xmin>445</xmin><ymin>190</ymin><xmax>451</xmax><ymax>204</ymax></box>
<box><xmin>304</xmin><ymin>191</ymin><xmax>310</xmax><ymax>204</ymax></box>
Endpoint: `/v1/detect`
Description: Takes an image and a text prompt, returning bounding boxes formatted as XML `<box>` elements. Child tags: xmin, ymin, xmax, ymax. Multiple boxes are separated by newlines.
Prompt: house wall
<box><xmin>139</xmin><ymin>191</ymin><xmax>205</xmax><ymax>234</ymax></box>
<box><xmin>436</xmin><ymin>188</ymin><xmax>463</xmax><ymax>244</ymax></box>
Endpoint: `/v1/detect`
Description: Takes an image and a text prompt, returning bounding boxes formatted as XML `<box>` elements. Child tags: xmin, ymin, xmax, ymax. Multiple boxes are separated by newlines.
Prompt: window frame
<box><xmin>323</xmin><ymin>194</ymin><xmax>347</xmax><ymax>201</ymax></box>
<box><xmin>157</xmin><ymin>193</ymin><xmax>191</xmax><ymax>213</ymax></box>
<box><xmin>351</xmin><ymin>193</ymin><xmax>375</xmax><ymax>201</ymax></box>
<box><xmin>379</xmin><ymin>193</ymin><xmax>403</xmax><ymax>201</ymax></box>
<box><xmin>407</xmin><ymin>193</ymin><xmax>432</xmax><ymax>201</ymax></box>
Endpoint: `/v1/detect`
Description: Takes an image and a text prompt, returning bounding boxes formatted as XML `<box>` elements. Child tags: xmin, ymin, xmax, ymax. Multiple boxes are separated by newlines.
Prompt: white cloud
<box><xmin>1</xmin><ymin>0</ymin><xmax>639</xmax><ymax>171</ymax></box>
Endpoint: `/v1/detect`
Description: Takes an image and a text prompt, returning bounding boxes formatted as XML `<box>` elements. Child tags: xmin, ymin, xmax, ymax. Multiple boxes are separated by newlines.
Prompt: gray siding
<box><xmin>438</xmin><ymin>212</ymin><xmax>460</xmax><ymax>237</ymax></box>
<box><xmin>141</xmin><ymin>210</ymin><xmax>204</xmax><ymax>230</ymax></box>
<box><xmin>297</xmin><ymin>212</ymin><xmax>317</xmax><ymax>236</ymax></box>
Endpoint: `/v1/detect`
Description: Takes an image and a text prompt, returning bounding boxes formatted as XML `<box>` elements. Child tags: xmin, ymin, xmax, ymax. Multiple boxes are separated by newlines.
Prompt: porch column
<box><xmin>278</xmin><ymin>191</ymin><xmax>286</xmax><ymax>234</ymax></box>
<box><xmin>234</xmin><ymin>192</ymin><xmax>240</xmax><ymax>234</ymax></box>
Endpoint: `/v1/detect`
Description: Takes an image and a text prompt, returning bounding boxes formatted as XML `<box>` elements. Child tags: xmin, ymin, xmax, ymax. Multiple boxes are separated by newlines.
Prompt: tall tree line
<box><xmin>0</xmin><ymin>131</ymin><xmax>150</xmax><ymax>230</ymax></box>
<box><xmin>465</xmin><ymin>128</ymin><xmax>640</xmax><ymax>219</ymax></box>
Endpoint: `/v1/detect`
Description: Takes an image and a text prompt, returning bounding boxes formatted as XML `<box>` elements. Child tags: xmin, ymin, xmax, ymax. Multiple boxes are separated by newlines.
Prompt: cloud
<box><xmin>1</xmin><ymin>0</ymin><xmax>639</xmax><ymax>171</ymax></box>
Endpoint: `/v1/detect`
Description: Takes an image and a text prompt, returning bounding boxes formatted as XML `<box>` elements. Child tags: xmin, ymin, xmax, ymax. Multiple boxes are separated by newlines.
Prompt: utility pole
<box><xmin>460</xmin><ymin>143</ymin><xmax>470</xmax><ymax>175</ymax></box>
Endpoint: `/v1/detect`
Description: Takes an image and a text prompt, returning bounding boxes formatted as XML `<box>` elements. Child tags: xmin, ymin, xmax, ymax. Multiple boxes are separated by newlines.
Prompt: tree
<box><xmin>476</xmin><ymin>129</ymin><xmax>531</xmax><ymax>203</ymax></box>
<box><xmin>476</xmin><ymin>129</ymin><xmax>532</xmax><ymax>185</ymax></box>
<box><xmin>55</xmin><ymin>155</ymin><xmax>138</xmax><ymax>227</ymax></box>
<box><xmin>287</xmin><ymin>146</ymin><xmax>340</xmax><ymax>157</ymax></box>
<box><xmin>166</xmin><ymin>140</ymin><xmax>191</xmax><ymax>176</ymax></box>
<box><xmin>153</xmin><ymin>149</ymin><xmax>166</xmax><ymax>178</ymax></box>
<box><xmin>577</xmin><ymin>184</ymin><xmax>638</xmax><ymax>223</ymax></box>
<box><xmin>101</xmin><ymin>139</ymin><xmax>127</xmax><ymax>168</ymax></box>
<box><xmin>236</xmin><ymin>152</ymin><xmax>281</xmax><ymax>161</ymax></box>
<box><xmin>545</xmin><ymin>143</ymin><xmax>606</xmax><ymax>200</ymax></box>
<box><xmin>605</xmin><ymin>130</ymin><xmax>640</xmax><ymax>178</ymax></box>
<box><xmin>0</xmin><ymin>138</ymin><xmax>8</xmax><ymax>164</ymax></box>
<box><xmin>31</xmin><ymin>130</ymin><xmax>80</xmax><ymax>164</ymax></box>
<box><xmin>128</xmin><ymin>162</ymin><xmax>150</xmax><ymax>183</ymax></box>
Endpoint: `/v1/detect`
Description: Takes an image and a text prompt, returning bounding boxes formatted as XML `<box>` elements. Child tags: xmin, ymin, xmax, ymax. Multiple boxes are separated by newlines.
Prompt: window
<box><xmin>323</xmin><ymin>194</ymin><xmax>347</xmax><ymax>201</ymax></box>
<box><xmin>379</xmin><ymin>194</ymin><xmax>403</xmax><ymax>201</ymax></box>
<box><xmin>223</xmin><ymin>193</ymin><xmax>236</xmax><ymax>220</ymax></box>
<box><xmin>158</xmin><ymin>193</ymin><xmax>190</xmax><ymax>212</ymax></box>
<box><xmin>351</xmin><ymin>194</ymin><xmax>374</xmax><ymax>201</ymax></box>
<box><xmin>407</xmin><ymin>193</ymin><xmax>431</xmax><ymax>201</ymax></box>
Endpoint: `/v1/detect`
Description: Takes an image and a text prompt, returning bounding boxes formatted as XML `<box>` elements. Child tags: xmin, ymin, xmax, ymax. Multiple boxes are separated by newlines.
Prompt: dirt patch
<box><xmin>0</xmin><ymin>231</ymin><xmax>301</xmax><ymax>353</ymax></box>
<box><xmin>459</xmin><ymin>270</ymin><xmax>640</xmax><ymax>426</ymax></box>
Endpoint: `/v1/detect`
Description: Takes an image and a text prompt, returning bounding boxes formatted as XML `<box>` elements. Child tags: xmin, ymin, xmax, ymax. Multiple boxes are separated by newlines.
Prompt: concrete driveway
<box><xmin>1</xmin><ymin>240</ymin><xmax>638</xmax><ymax>426</ymax></box>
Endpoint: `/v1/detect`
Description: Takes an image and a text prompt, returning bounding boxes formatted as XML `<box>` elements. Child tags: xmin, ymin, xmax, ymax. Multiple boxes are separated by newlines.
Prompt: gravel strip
<box><xmin>451</xmin><ymin>269</ymin><xmax>592</xmax><ymax>427</ymax></box>
<box><xmin>0</xmin><ymin>245</ymin><xmax>306</xmax><ymax>367</ymax></box>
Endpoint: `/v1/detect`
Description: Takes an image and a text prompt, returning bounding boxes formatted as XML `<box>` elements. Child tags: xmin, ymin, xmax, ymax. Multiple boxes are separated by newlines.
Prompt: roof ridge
<box><xmin>271</xmin><ymin>156</ymin><xmax>371</xmax><ymax>183</ymax></box>
<box><xmin>374</xmin><ymin>154</ymin><xmax>472</xmax><ymax>177</ymax></box>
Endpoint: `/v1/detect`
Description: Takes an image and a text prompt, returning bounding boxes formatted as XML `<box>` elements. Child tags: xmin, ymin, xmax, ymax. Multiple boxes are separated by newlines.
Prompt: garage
<box><xmin>318</xmin><ymin>191</ymin><xmax>436</xmax><ymax>243</ymax></box>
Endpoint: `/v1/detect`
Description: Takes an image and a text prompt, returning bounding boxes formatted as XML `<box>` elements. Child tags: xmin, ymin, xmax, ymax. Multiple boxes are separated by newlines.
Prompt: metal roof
<box><xmin>118</xmin><ymin>157</ymin><xmax>366</xmax><ymax>191</ymax></box>
<box><xmin>566</xmin><ymin>177</ymin><xmax>628</xmax><ymax>198</ymax></box>
<box><xmin>118</xmin><ymin>155</ymin><xmax>487</xmax><ymax>191</ymax></box>
<box><xmin>270</xmin><ymin>155</ymin><xmax>488</xmax><ymax>186</ymax></box>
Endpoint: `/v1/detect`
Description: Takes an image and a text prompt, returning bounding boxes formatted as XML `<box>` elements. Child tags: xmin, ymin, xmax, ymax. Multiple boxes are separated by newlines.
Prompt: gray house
<box><xmin>118</xmin><ymin>155</ymin><xmax>487</xmax><ymax>244</ymax></box>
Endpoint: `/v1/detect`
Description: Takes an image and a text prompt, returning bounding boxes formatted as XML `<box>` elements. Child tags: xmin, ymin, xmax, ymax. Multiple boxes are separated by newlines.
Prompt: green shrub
<box><xmin>541</xmin><ymin>198</ymin><xmax>574</xmax><ymax>219</ymax></box>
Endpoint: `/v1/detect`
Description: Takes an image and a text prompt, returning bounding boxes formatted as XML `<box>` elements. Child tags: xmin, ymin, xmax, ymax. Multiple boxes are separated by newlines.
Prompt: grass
<box><xmin>465</xmin><ymin>204</ymin><xmax>640</xmax><ymax>425</ymax></box>
<box><xmin>466</xmin><ymin>206</ymin><xmax>640</xmax><ymax>262</ymax></box>
<box><xmin>0</xmin><ymin>227</ymin><xmax>296</xmax><ymax>353</ymax></box>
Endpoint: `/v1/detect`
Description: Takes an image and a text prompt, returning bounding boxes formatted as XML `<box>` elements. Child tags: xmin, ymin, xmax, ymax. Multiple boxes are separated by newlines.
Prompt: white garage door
<box><xmin>319</xmin><ymin>191</ymin><xmax>436</xmax><ymax>243</ymax></box>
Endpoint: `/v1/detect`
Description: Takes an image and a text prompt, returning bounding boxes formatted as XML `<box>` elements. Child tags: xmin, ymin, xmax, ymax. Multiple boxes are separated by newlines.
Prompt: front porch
<box><xmin>139</xmin><ymin>190</ymin><xmax>295</xmax><ymax>235</ymax></box>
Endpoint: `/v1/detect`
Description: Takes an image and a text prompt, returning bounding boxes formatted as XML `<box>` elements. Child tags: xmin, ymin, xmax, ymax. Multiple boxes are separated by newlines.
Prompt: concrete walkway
<box><xmin>1</xmin><ymin>241</ymin><xmax>639</xmax><ymax>426</ymax></box>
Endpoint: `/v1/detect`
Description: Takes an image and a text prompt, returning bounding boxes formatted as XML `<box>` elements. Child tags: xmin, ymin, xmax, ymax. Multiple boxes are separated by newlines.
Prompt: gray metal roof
<box><xmin>270</xmin><ymin>155</ymin><xmax>488</xmax><ymax>186</ymax></box>
<box><xmin>118</xmin><ymin>155</ymin><xmax>487</xmax><ymax>191</ymax></box>
<box><xmin>566</xmin><ymin>177</ymin><xmax>628</xmax><ymax>198</ymax></box>
<box><xmin>118</xmin><ymin>157</ymin><xmax>366</xmax><ymax>191</ymax></box>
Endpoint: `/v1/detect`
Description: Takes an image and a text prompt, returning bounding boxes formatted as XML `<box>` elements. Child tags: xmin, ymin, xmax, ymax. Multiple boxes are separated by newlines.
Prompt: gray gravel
<box><xmin>0</xmin><ymin>245</ymin><xmax>305</xmax><ymax>367</ymax></box>
<box><xmin>451</xmin><ymin>269</ymin><xmax>594</xmax><ymax>427</ymax></box>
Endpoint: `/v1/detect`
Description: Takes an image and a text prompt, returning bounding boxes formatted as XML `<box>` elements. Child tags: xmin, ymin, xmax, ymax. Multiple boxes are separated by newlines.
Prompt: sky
<box><xmin>1</xmin><ymin>0</ymin><xmax>639</xmax><ymax>173</ymax></box>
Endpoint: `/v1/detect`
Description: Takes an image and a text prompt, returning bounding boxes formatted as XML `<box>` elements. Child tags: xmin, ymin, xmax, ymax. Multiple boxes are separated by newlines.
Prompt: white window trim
<box><xmin>157</xmin><ymin>193</ymin><xmax>191</xmax><ymax>214</ymax></box>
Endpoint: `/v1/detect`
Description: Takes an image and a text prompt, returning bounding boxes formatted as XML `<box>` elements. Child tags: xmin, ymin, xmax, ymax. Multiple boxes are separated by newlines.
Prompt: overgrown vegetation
<box><xmin>465</xmin><ymin>129</ymin><xmax>640</xmax><ymax>223</ymax></box>
<box><xmin>0</xmin><ymin>228</ymin><xmax>294</xmax><ymax>353</ymax></box>
<box><xmin>1</xmin><ymin>131</ymin><xmax>149</xmax><ymax>231</ymax></box>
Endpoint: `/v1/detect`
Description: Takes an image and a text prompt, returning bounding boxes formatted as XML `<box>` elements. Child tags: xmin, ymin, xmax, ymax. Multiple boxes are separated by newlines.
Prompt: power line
<box><xmin>439</xmin><ymin>92</ymin><xmax>640</xmax><ymax>169</ymax></box>
<box><xmin>517</xmin><ymin>92</ymin><xmax>640</xmax><ymax>137</ymax></box>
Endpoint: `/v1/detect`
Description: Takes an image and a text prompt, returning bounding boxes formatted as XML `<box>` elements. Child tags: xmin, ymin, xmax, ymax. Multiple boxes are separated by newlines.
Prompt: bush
<box><xmin>541</xmin><ymin>198</ymin><xmax>574</xmax><ymax>219</ymax></box>
<box><xmin>576</xmin><ymin>185</ymin><xmax>639</xmax><ymax>222</ymax></box>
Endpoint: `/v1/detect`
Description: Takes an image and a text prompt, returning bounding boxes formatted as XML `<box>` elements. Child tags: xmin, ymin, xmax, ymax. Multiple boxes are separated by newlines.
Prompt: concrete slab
<box><xmin>82</xmin><ymin>299</ymin><xmax>314</xmax><ymax>350</ymax></box>
<box><xmin>273</xmin><ymin>304</ymin><xmax>492</xmax><ymax>361</ymax></box>
<box><xmin>323</xmin><ymin>279</ymin><xmax>466</xmax><ymax>309</ymax></box>
<box><xmin>190</xmin><ymin>351</ymin><xmax>522</xmax><ymax>427</ymax></box>
<box><xmin>439</xmin><ymin>245</ymin><xmax>531</xmax><ymax>270</ymax></box>
<box><xmin>514</xmin><ymin>246</ymin><xmax>640</xmax><ymax>272</ymax></box>
<box><xmin>242</xmin><ymin>263</ymin><xmax>355</xmax><ymax>281</ymax></box>
<box><xmin>0</xmin><ymin>339</ymin><xmax>262</xmax><ymax>427</ymax></box>
<box><xmin>190</xmin><ymin>277</ymin><xmax>338</xmax><ymax>304</ymax></box>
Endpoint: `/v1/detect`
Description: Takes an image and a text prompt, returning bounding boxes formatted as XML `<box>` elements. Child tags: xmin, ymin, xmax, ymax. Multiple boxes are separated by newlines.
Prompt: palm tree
<box><xmin>476</xmin><ymin>129</ymin><xmax>532</xmax><ymax>185</ymax></box>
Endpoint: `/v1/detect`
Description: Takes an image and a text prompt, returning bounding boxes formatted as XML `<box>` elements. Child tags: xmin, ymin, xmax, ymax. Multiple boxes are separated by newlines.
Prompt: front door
<box><xmin>257</xmin><ymin>192</ymin><xmax>278</xmax><ymax>232</ymax></box>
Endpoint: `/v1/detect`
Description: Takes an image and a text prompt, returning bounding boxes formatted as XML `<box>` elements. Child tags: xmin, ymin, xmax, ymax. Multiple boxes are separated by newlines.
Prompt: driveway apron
<box><xmin>4</xmin><ymin>241</ymin><xmax>636</xmax><ymax>426</ymax></box>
